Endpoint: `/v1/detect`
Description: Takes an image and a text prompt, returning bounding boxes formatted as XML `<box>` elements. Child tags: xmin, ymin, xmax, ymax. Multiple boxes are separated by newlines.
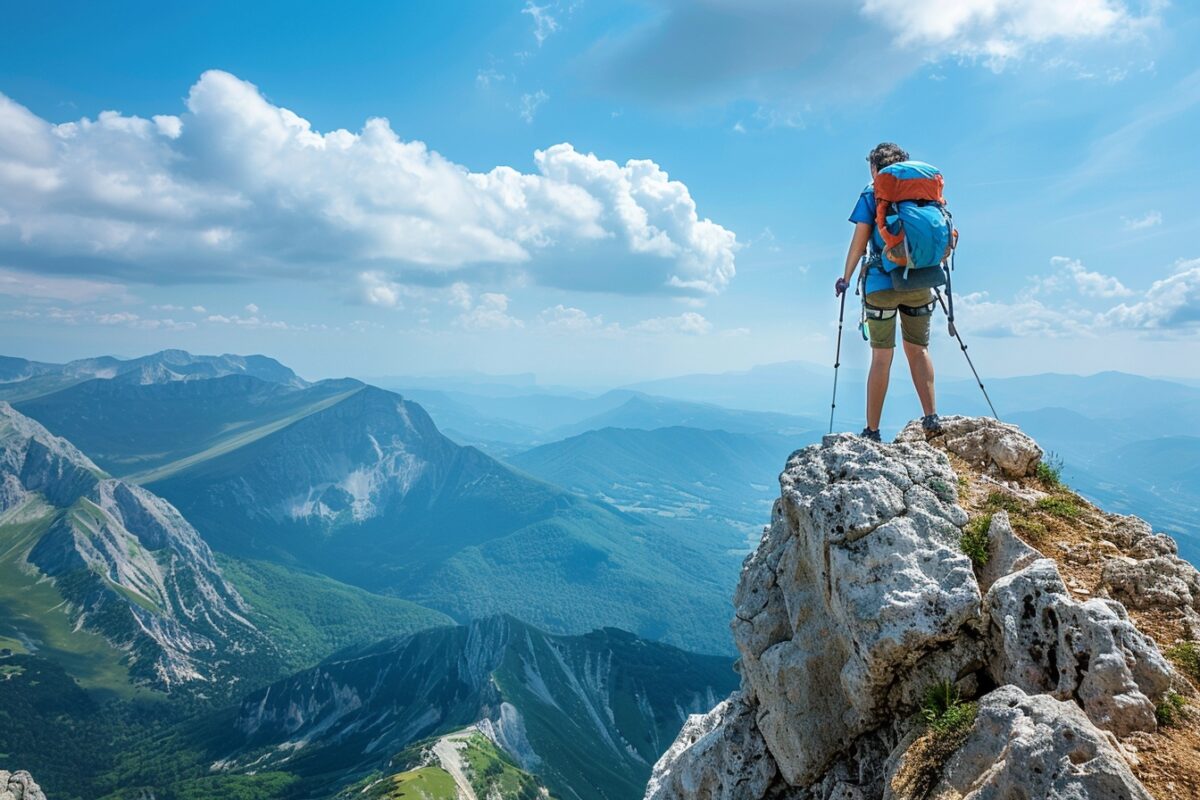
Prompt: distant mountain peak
<box><xmin>0</xmin><ymin>402</ymin><xmax>272</xmax><ymax>692</ymax></box>
<box><xmin>0</xmin><ymin>350</ymin><xmax>309</xmax><ymax>399</ymax></box>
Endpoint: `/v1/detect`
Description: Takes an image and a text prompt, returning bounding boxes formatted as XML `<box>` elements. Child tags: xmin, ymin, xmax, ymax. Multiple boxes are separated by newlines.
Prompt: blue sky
<box><xmin>1</xmin><ymin>0</ymin><xmax>1197</xmax><ymax>386</ymax></box>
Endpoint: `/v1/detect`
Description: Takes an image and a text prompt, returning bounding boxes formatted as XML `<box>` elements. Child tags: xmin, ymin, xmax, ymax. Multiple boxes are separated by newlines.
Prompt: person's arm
<box><xmin>843</xmin><ymin>222</ymin><xmax>872</xmax><ymax>284</ymax></box>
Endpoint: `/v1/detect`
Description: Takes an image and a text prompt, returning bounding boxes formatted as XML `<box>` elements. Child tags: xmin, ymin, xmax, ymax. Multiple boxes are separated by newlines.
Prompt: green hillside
<box><xmin>216</xmin><ymin>555</ymin><xmax>453</xmax><ymax>673</ymax></box>
<box><xmin>508</xmin><ymin>425</ymin><xmax>806</xmax><ymax>530</ymax></box>
<box><xmin>16</xmin><ymin>374</ymin><xmax>362</xmax><ymax>480</ymax></box>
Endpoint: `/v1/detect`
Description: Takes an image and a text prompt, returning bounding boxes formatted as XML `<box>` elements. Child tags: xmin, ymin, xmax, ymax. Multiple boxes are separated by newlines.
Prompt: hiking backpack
<box><xmin>871</xmin><ymin>160</ymin><xmax>958</xmax><ymax>291</ymax></box>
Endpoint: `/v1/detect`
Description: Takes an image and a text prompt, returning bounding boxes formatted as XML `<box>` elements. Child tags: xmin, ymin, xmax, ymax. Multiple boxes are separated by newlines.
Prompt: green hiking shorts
<box><xmin>864</xmin><ymin>288</ymin><xmax>934</xmax><ymax>350</ymax></box>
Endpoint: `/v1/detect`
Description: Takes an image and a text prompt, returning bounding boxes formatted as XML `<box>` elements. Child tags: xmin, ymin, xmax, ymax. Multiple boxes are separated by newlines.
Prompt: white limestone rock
<box><xmin>645</xmin><ymin>692</ymin><xmax>777</xmax><ymax>800</ymax></box>
<box><xmin>649</xmin><ymin>417</ymin><xmax>1166</xmax><ymax>800</ymax></box>
<box><xmin>732</xmin><ymin>434</ymin><xmax>982</xmax><ymax>786</ymax></box>
<box><xmin>1101</xmin><ymin>553</ymin><xmax>1200</xmax><ymax>638</ymax></box>
<box><xmin>897</xmin><ymin>415</ymin><xmax>1043</xmax><ymax>479</ymax></box>
<box><xmin>977</xmin><ymin>511</ymin><xmax>1041</xmax><ymax>593</ymax></box>
<box><xmin>884</xmin><ymin>685</ymin><xmax>1152</xmax><ymax>800</ymax></box>
<box><xmin>0</xmin><ymin>771</ymin><xmax>48</xmax><ymax>800</ymax></box>
<box><xmin>985</xmin><ymin>559</ymin><xmax>1172</xmax><ymax>736</ymax></box>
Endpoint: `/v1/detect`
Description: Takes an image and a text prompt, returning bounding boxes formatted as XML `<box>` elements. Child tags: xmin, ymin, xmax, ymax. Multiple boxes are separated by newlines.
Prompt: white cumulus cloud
<box><xmin>0</xmin><ymin>71</ymin><xmax>736</xmax><ymax>297</ymax></box>
<box><xmin>456</xmin><ymin>292</ymin><xmax>524</xmax><ymax>331</ymax></box>
<box><xmin>540</xmin><ymin>304</ymin><xmax>611</xmax><ymax>332</ymax></box>
<box><xmin>1039</xmin><ymin>256</ymin><xmax>1133</xmax><ymax>299</ymax></box>
<box><xmin>1102</xmin><ymin>260</ymin><xmax>1200</xmax><ymax>331</ymax></box>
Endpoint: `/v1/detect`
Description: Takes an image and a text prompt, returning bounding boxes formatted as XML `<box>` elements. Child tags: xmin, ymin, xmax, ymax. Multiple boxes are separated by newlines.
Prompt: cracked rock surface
<box><xmin>647</xmin><ymin>419</ymin><xmax>1168</xmax><ymax>800</ymax></box>
<box><xmin>0</xmin><ymin>771</ymin><xmax>47</xmax><ymax>800</ymax></box>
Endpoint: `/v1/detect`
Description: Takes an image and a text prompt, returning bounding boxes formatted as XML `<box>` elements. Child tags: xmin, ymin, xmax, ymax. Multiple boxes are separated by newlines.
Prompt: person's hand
<box><xmin>835</xmin><ymin>277</ymin><xmax>850</xmax><ymax>297</ymax></box>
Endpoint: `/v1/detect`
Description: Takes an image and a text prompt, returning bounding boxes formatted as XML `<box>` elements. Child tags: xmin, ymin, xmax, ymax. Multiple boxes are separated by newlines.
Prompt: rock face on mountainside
<box><xmin>647</xmin><ymin>416</ymin><xmax>1196</xmax><ymax>800</ymax></box>
<box><xmin>0</xmin><ymin>771</ymin><xmax>47</xmax><ymax>800</ymax></box>
<box><xmin>0</xmin><ymin>402</ymin><xmax>272</xmax><ymax>691</ymax></box>
<box><xmin>220</xmin><ymin>615</ymin><xmax>738</xmax><ymax>800</ymax></box>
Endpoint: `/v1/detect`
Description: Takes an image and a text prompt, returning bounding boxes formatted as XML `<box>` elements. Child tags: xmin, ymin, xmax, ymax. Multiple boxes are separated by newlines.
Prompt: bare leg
<box><xmin>903</xmin><ymin>339</ymin><xmax>936</xmax><ymax>417</ymax></box>
<box><xmin>866</xmin><ymin>347</ymin><xmax>894</xmax><ymax>430</ymax></box>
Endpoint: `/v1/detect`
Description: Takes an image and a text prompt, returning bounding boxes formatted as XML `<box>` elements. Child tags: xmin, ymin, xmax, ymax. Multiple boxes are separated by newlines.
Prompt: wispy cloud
<box><xmin>538</xmin><ymin>305</ymin><xmax>714</xmax><ymax>337</ymax></box>
<box><xmin>586</xmin><ymin>0</ymin><xmax>1161</xmax><ymax>106</ymax></box>
<box><xmin>862</xmin><ymin>0</ymin><xmax>1158</xmax><ymax>70</ymax></box>
<box><xmin>476</xmin><ymin>67</ymin><xmax>506</xmax><ymax>88</ymax></box>
<box><xmin>1061</xmin><ymin>68</ymin><xmax>1200</xmax><ymax>190</ymax></box>
<box><xmin>522</xmin><ymin>1</ymin><xmax>560</xmax><ymax>46</ymax></box>
<box><xmin>1</xmin><ymin>306</ymin><xmax>195</xmax><ymax>330</ymax></box>
<box><xmin>0</xmin><ymin>268</ymin><xmax>132</xmax><ymax>303</ymax></box>
<box><xmin>519</xmin><ymin>89</ymin><xmax>549</xmax><ymax>122</ymax></box>
<box><xmin>631</xmin><ymin>311</ymin><xmax>712</xmax><ymax>335</ymax></box>
<box><xmin>1122</xmin><ymin>210</ymin><xmax>1163</xmax><ymax>230</ymax></box>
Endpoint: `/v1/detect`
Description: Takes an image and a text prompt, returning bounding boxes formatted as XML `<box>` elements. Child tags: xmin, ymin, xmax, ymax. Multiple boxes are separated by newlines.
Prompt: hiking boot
<box><xmin>922</xmin><ymin>414</ymin><xmax>942</xmax><ymax>434</ymax></box>
<box><xmin>859</xmin><ymin>427</ymin><xmax>882</xmax><ymax>442</ymax></box>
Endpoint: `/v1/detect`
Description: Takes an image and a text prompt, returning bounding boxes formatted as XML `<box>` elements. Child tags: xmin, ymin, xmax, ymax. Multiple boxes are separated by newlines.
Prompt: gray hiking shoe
<box><xmin>922</xmin><ymin>414</ymin><xmax>942</xmax><ymax>434</ymax></box>
<box><xmin>860</xmin><ymin>427</ymin><xmax>882</xmax><ymax>442</ymax></box>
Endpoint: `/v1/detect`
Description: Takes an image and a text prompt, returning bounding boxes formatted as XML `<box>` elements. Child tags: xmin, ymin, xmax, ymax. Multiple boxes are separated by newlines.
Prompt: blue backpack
<box><xmin>871</xmin><ymin>161</ymin><xmax>957</xmax><ymax>291</ymax></box>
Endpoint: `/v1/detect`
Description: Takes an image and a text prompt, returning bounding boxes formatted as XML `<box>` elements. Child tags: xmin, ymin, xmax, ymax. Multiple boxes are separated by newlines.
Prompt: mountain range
<box><xmin>0</xmin><ymin>350</ymin><xmax>306</xmax><ymax>403</ymax></box>
<box><xmin>3</xmin><ymin>348</ymin><xmax>1198</xmax><ymax>800</ymax></box>
<box><xmin>11</xmin><ymin>367</ymin><xmax>743</xmax><ymax>655</ymax></box>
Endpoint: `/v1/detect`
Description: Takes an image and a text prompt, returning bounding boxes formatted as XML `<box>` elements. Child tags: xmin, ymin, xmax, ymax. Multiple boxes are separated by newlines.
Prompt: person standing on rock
<box><xmin>836</xmin><ymin>142</ymin><xmax>943</xmax><ymax>442</ymax></box>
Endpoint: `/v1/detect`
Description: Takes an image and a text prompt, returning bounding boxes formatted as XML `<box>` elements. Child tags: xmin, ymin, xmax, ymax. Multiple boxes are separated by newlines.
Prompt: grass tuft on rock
<box><xmin>1035</xmin><ymin>453</ymin><xmax>1065</xmax><ymax>490</ymax></box>
<box><xmin>1036</xmin><ymin>496</ymin><xmax>1081</xmax><ymax>519</ymax></box>
<box><xmin>921</xmin><ymin>680</ymin><xmax>978</xmax><ymax>736</ymax></box>
<box><xmin>960</xmin><ymin>516</ymin><xmax>991</xmax><ymax>568</ymax></box>
<box><xmin>1166</xmin><ymin>641</ymin><xmax>1200</xmax><ymax>683</ymax></box>
<box><xmin>984</xmin><ymin>492</ymin><xmax>1023</xmax><ymax>514</ymax></box>
<box><xmin>892</xmin><ymin>680</ymin><xmax>979</xmax><ymax>800</ymax></box>
<box><xmin>1156</xmin><ymin>691</ymin><xmax>1188</xmax><ymax>727</ymax></box>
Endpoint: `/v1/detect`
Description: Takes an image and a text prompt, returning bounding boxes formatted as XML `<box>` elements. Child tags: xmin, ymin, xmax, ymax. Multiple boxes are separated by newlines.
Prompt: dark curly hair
<box><xmin>867</xmin><ymin>142</ymin><xmax>909</xmax><ymax>171</ymax></box>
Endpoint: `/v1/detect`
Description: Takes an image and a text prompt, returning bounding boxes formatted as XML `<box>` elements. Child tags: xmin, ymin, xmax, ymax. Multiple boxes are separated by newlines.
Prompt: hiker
<box><xmin>836</xmin><ymin>143</ymin><xmax>946</xmax><ymax>442</ymax></box>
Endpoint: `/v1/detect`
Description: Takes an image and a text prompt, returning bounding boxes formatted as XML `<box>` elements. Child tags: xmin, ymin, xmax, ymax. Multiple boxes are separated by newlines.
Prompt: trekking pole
<box><xmin>829</xmin><ymin>289</ymin><xmax>848</xmax><ymax>434</ymax></box>
<box><xmin>933</xmin><ymin>288</ymin><xmax>999</xmax><ymax>420</ymax></box>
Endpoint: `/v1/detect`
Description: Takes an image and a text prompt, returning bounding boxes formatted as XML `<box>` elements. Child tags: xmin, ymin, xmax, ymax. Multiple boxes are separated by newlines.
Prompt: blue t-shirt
<box><xmin>849</xmin><ymin>185</ymin><xmax>896</xmax><ymax>294</ymax></box>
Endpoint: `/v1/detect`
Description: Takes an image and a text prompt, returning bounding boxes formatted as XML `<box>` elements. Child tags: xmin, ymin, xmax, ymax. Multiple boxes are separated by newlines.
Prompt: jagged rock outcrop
<box><xmin>896</xmin><ymin>415</ymin><xmax>1042</xmax><ymax>479</ymax></box>
<box><xmin>645</xmin><ymin>692</ymin><xmax>776</xmax><ymax>800</ymax></box>
<box><xmin>0</xmin><ymin>402</ymin><xmax>271</xmax><ymax>690</ymax></box>
<box><xmin>648</xmin><ymin>418</ymin><xmax>1174</xmax><ymax>800</ymax></box>
<box><xmin>883</xmin><ymin>686</ymin><xmax>1152</xmax><ymax>800</ymax></box>
<box><xmin>977</xmin><ymin>511</ymin><xmax>1040</xmax><ymax>591</ymax></box>
<box><xmin>986</xmin><ymin>558</ymin><xmax>1171</xmax><ymax>736</ymax></box>
<box><xmin>1096</xmin><ymin>514</ymin><xmax>1200</xmax><ymax>639</ymax></box>
<box><xmin>0</xmin><ymin>771</ymin><xmax>47</xmax><ymax>800</ymax></box>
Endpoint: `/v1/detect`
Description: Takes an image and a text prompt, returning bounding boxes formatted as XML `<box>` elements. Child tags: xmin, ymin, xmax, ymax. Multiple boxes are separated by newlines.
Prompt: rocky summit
<box><xmin>647</xmin><ymin>416</ymin><xmax>1198</xmax><ymax>800</ymax></box>
<box><xmin>0</xmin><ymin>771</ymin><xmax>46</xmax><ymax>800</ymax></box>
